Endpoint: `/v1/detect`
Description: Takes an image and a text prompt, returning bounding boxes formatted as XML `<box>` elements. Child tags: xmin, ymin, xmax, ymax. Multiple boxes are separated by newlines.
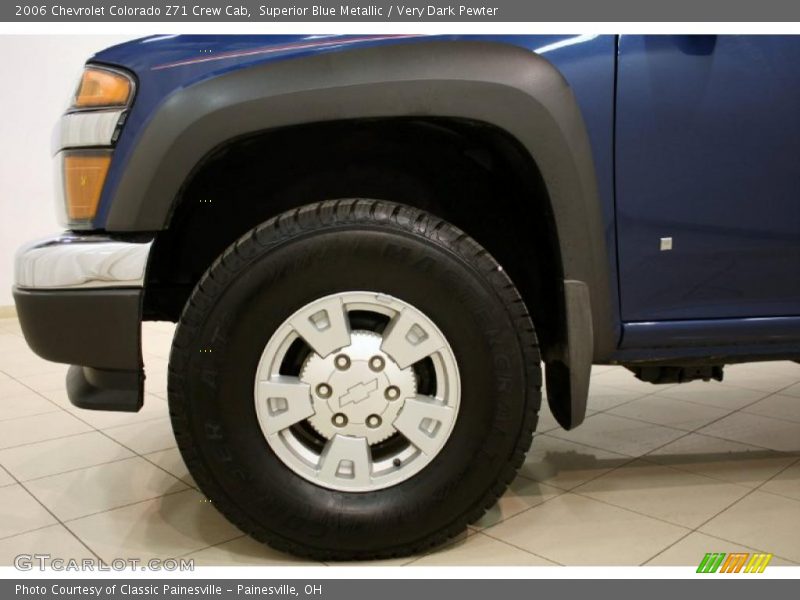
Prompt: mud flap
<box><xmin>545</xmin><ymin>280</ymin><xmax>593</xmax><ymax>430</ymax></box>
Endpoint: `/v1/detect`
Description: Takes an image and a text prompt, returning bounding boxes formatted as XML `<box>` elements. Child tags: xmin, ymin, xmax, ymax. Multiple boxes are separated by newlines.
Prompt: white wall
<box><xmin>0</xmin><ymin>35</ymin><xmax>140</xmax><ymax>307</ymax></box>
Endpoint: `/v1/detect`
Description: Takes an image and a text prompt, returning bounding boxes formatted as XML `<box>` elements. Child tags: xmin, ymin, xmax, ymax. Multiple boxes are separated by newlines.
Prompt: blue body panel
<box><xmin>623</xmin><ymin>316</ymin><xmax>800</xmax><ymax>348</ymax></box>
<box><xmin>93</xmin><ymin>33</ymin><xmax>622</xmax><ymax>342</ymax></box>
<box><xmin>93</xmin><ymin>34</ymin><xmax>616</xmax><ymax>245</ymax></box>
<box><xmin>616</xmin><ymin>35</ymin><xmax>800</xmax><ymax>326</ymax></box>
<box><xmin>89</xmin><ymin>34</ymin><xmax>800</xmax><ymax>361</ymax></box>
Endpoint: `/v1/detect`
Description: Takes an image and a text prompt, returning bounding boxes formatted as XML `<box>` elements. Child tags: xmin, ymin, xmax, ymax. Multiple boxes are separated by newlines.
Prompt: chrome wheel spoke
<box><xmin>318</xmin><ymin>434</ymin><xmax>372</xmax><ymax>486</ymax></box>
<box><xmin>289</xmin><ymin>296</ymin><xmax>351</xmax><ymax>358</ymax></box>
<box><xmin>393</xmin><ymin>395</ymin><xmax>456</xmax><ymax>455</ymax></box>
<box><xmin>255</xmin><ymin>376</ymin><xmax>314</xmax><ymax>435</ymax></box>
<box><xmin>380</xmin><ymin>309</ymin><xmax>445</xmax><ymax>369</ymax></box>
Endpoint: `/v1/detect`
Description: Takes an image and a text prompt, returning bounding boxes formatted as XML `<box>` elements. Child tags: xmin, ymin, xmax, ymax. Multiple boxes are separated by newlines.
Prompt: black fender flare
<box><xmin>107</xmin><ymin>40</ymin><xmax>614</xmax><ymax>426</ymax></box>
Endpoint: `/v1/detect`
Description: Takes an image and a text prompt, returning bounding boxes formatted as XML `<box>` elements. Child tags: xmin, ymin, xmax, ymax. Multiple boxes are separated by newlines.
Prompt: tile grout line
<box><xmin>173</xmin><ymin>535</ymin><xmax>251</xmax><ymax>563</ymax></box>
<box><xmin>561</xmin><ymin>487</ymin><xmax>697</xmax><ymax>532</ymax></box>
<box><xmin>4</xmin><ymin>331</ymin><xmax>800</xmax><ymax>565</ymax></box>
<box><xmin>540</xmin><ymin>368</ymin><xmax>778</xmax><ymax>442</ymax></box>
<box><xmin>513</xmin><ymin>449</ymin><xmax>639</xmax><ymax>494</ymax></box>
<box><xmin>138</xmin><ymin>452</ymin><xmax>200</xmax><ymax>491</ymax></box>
<box><xmin>567</xmin><ymin>373</ymin><xmax>800</xmax><ymax>565</ymax></box>
<box><xmin>6</xmin><ymin>364</ymin><xmax>196</xmax><ymax>516</ymax></box>
<box><xmin>0</xmin><ymin>409</ymin><xmax>173</xmax><ymax>453</ymax></box>
<box><xmin>0</xmin><ymin>464</ymin><xmax>15</xmax><ymax>488</ymax></box>
<box><xmin>662</xmin><ymin>378</ymin><xmax>799</xmax><ymax>413</ymax></box>
<box><xmin>9</xmin><ymin>367</ymin><xmax>177</xmax><ymax>458</ymax></box>
<box><xmin>642</xmin><ymin>525</ymin><xmax>800</xmax><ymax>567</ymax></box>
<box><xmin>177</xmin><ymin>535</ymin><xmax>329</xmax><ymax>567</ymax></box>
<box><xmin>678</xmin><ymin>530</ymin><xmax>800</xmax><ymax>566</ymax></box>
<box><xmin>17</xmin><ymin>448</ymin><xmax>197</xmax><ymax>490</ymax></box>
<box><xmin>476</xmin><ymin>481</ymin><xmax>693</xmax><ymax>554</ymax></box>
<box><xmin>0</xmin><ymin>522</ymin><xmax>65</xmax><ymax>544</ymax></box>
<box><xmin>0</xmin><ymin>402</ymin><xmax>166</xmax><ymax>426</ymax></box>
<box><xmin>477</xmin><ymin>374</ymin><xmax>800</xmax><ymax>562</ymax></box>
<box><xmin>58</xmin><ymin>487</ymin><xmax>194</xmax><ymax>525</ymax></box>
<box><xmin>5</xmin><ymin>454</ymin><xmax>140</xmax><ymax>486</ymax></box>
<box><xmin>564</xmin><ymin>379</ymin><xmax>800</xmax><ymax>539</ymax></box>
<box><xmin>635</xmin><ymin>529</ymin><xmax>695</xmax><ymax>567</ymax></box>
<box><xmin>0</xmin><ymin>461</ymin><xmax>103</xmax><ymax>562</ymax></box>
<box><xmin>636</xmin><ymin>450</ymin><xmax>800</xmax><ymax>494</ymax></box>
<box><xmin>0</xmin><ymin>397</ymin><xmax>191</xmax><ymax>558</ymax></box>
<box><xmin>475</xmin><ymin>403</ymin><xmax>660</xmax><ymax>539</ymax></box>
<box><xmin>0</xmin><ymin>407</ymin><xmax>64</xmax><ymax>423</ymax></box>
<box><xmin>452</xmin><ymin>530</ymin><xmax>564</xmax><ymax>567</ymax></box>
<box><xmin>477</xmin><ymin>392</ymin><xmax>730</xmax><ymax>548</ymax></box>
<box><xmin>637</xmin><ymin>383</ymin><xmax>800</xmax><ymax>566</ymax></box>
<box><xmin>0</xmin><ymin>429</ymin><xmax>97</xmax><ymax>453</ymax></box>
<box><xmin>574</xmin><ymin>375</ymin><xmax>800</xmax><ymax>481</ymax></box>
<box><xmin>633</xmin><ymin>377</ymin><xmax>800</xmax><ymax>476</ymax></box>
<box><xmin>4</xmin><ymin>369</ymin><xmax>199</xmax><ymax>533</ymax></box>
<box><xmin>539</xmin><ymin>373</ymin><xmax>683</xmax><ymax>432</ymax></box>
<box><xmin>640</xmin><ymin>452</ymin><xmax>800</xmax><ymax>566</ymax></box>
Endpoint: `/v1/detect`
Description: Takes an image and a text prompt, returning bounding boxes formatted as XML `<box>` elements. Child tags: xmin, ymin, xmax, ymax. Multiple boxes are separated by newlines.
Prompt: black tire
<box><xmin>168</xmin><ymin>199</ymin><xmax>541</xmax><ymax>560</ymax></box>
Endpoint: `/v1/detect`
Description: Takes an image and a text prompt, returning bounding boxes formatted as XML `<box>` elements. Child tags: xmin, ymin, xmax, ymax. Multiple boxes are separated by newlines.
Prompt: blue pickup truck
<box><xmin>12</xmin><ymin>34</ymin><xmax>800</xmax><ymax>559</ymax></box>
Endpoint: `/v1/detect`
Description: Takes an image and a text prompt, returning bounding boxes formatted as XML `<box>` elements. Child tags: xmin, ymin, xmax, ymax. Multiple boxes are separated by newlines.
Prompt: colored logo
<box><xmin>697</xmin><ymin>552</ymin><xmax>773</xmax><ymax>573</ymax></box>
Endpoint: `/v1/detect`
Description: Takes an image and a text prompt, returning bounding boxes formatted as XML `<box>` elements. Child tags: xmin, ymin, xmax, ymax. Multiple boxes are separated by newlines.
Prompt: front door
<box><xmin>615</xmin><ymin>35</ymin><xmax>800</xmax><ymax>323</ymax></box>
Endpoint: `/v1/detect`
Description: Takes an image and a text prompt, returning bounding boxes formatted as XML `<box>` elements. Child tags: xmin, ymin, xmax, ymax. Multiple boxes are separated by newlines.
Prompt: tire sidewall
<box><xmin>173</xmin><ymin>221</ymin><xmax>533</xmax><ymax>554</ymax></box>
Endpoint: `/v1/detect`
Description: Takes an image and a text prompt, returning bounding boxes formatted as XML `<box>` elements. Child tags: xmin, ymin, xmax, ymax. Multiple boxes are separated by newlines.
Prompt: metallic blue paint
<box><xmin>616</xmin><ymin>35</ymin><xmax>800</xmax><ymax>323</ymax></box>
<box><xmin>92</xmin><ymin>34</ymin><xmax>616</xmax><ymax>239</ymax></box>
<box><xmin>86</xmin><ymin>34</ymin><xmax>800</xmax><ymax>361</ymax></box>
<box><xmin>623</xmin><ymin>316</ymin><xmax>800</xmax><ymax>348</ymax></box>
<box><xmin>92</xmin><ymin>33</ymin><xmax>621</xmax><ymax>340</ymax></box>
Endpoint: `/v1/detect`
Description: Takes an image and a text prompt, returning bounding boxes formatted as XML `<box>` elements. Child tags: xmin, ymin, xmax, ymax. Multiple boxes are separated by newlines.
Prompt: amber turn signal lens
<box><xmin>73</xmin><ymin>68</ymin><xmax>132</xmax><ymax>109</ymax></box>
<box><xmin>63</xmin><ymin>153</ymin><xmax>111</xmax><ymax>221</ymax></box>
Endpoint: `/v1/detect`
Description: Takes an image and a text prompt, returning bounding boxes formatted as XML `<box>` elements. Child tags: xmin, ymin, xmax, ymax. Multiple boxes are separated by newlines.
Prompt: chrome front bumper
<box><xmin>14</xmin><ymin>233</ymin><xmax>152</xmax><ymax>290</ymax></box>
<box><xmin>13</xmin><ymin>233</ymin><xmax>151</xmax><ymax>412</ymax></box>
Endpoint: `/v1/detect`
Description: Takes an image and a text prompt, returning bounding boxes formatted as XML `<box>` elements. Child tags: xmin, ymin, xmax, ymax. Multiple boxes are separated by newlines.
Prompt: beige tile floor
<box><xmin>1</xmin><ymin>316</ymin><xmax>799</xmax><ymax>567</ymax></box>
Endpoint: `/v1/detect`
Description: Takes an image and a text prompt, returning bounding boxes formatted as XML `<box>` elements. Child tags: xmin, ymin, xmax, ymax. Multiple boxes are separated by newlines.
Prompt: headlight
<box><xmin>54</xmin><ymin>65</ymin><xmax>135</xmax><ymax>228</ymax></box>
<box><xmin>71</xmin><ymin>66</ymin><xmax>133</xmax><ymax>110</ymax></box>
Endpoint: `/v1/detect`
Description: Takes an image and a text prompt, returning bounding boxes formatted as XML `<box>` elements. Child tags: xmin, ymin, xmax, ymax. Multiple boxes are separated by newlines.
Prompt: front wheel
<box><xmin>168</xmin><ymin>199</ymin><xmax>541</xmax><ymax>560</ymax></box>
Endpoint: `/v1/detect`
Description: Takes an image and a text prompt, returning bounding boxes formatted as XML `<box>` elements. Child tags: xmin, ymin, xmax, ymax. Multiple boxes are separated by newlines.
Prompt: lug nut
<box><xmin>366</xmin><ymin>414</ymin><xmax>382</xmax><ymax>429</ymax></box>
<box><xmin>316</xmin><ymin>383</ymin><xmax>332</xmax><ymax>399</ymax></box>
<box><xmin>332</xmin><ymin>413</ymin><xmax>348</xmax><ymax>427</ymax></box>
<box><xmin>369</xmin><ymin>355</ymin><xmax>385</xmax><ymax>372</ymax></box>
<box><xmin>334</xmin><ymin>354</ymin><xmax>351</xmax><ymax>370</ymax></box>
<box><xmin>384</xmin><ymin>386</ymin><xmax>401</xmax><ymax>401</ymax></box>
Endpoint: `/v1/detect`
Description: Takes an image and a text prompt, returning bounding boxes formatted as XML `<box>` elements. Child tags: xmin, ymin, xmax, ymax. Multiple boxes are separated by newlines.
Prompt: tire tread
<box><xmin>168</xmin><ymin>199</ymin><xmax>541</xmax><ymax>561</ymax></box>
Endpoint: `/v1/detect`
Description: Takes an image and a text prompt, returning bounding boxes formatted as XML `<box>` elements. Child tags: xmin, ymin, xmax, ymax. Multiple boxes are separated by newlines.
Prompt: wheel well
<box><xmin>144</xmin><ymin>118</ymin><xmax>566</xmax><ymax>358</ymax></box>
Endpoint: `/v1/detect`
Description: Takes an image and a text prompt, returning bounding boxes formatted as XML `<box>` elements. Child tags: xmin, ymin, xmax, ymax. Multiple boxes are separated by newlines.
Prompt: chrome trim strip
<box><xmin>52</xmin><ymin>110</ymin><xmax>124</xmax><ymax>154</ymax></box>
<box><xmin>15</xmin><ymin>234</ymin><xmax>152</xmax><ymax>290</ymax></box>
<box><xmin>53</xmin><ymin>152</ymin><xmax>68</xmax><ymax>228</ymax></box>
